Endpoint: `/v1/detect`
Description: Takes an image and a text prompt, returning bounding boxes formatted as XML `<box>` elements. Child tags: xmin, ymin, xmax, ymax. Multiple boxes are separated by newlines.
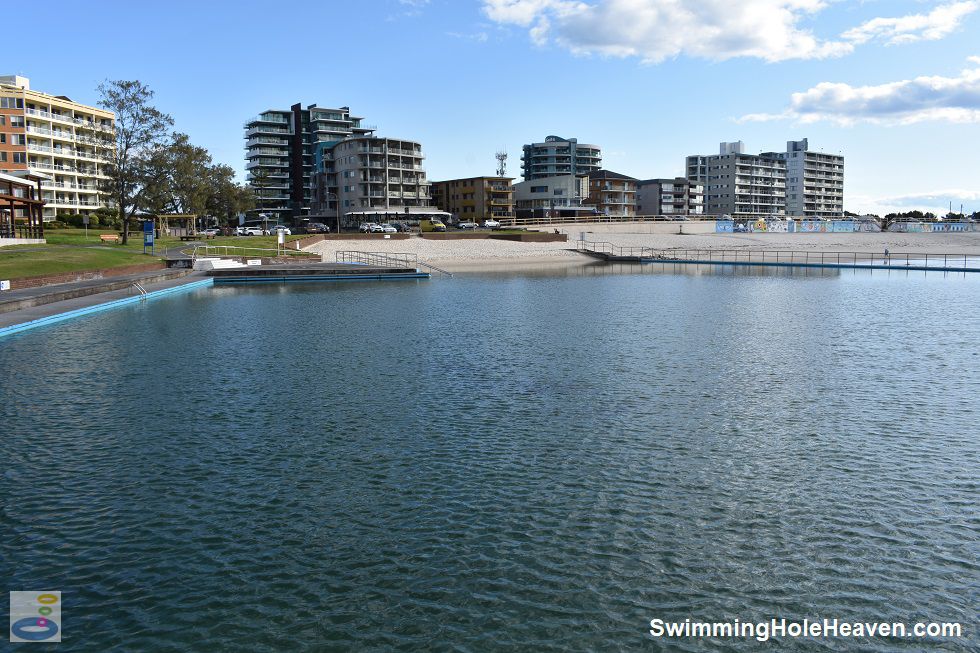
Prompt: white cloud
<box><xmin>851</xmin><ymin>189</ymin><xmax>980</xmax><ymax>215</ymax></box>
<box><xmin>482</xmin><ymin>0</ymin><xmax>852</xmax><ymax>63</ymax></box>
<box><xmin>841</xmin><ymin>1</ymin><xmax>977</xmax><ymax>45</ymax></box>
<box><xmin>739</xmin><ymin>57</ymin><xmax>980</xmax><ymax>125</ymax></box>
<box><xmin>446</xmin><ymin>31</ymin><xmax>490</xmax><ymax>42</ymax></box>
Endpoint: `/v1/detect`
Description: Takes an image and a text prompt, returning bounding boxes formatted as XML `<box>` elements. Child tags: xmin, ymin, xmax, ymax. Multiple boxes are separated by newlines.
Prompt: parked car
<box><xmin>420</xmin><ymin>218</ymin><xmax>447</xmax><ymax>232</ymax></box>
<box><xmin>201</xmin><ymin>228</ymin><xmax>220</xmax><ymax>237</ymax></box>
<box><xmin>241</xmin><ymin>226</ymin><xmax>264</xmax><ymax>236</ymax></box>
<box><xmin>359</xmin><ymin>223</ymin><xmax>378</xmax><ymax>233</ymax></box>
<box><xmin>265</xmin><ymin>225</ymin><xmax>292</xmax><ymax>236</ymax></box>
<box><xmin>378</xmin><ymin>224</ymin><xmax>398</xmax><ymax>234</ymax></box>
<box><xmin>306</xmin><ymin>222</ymin><xmax>330</xmax><ymax>234</ymax></box>
<box><xmin>482</xmin><ymin>219</ymin><xmax>501</xmax><ymax>229</ymax></box>
<box><xmin>390</xmin><ymin>222</ymin><xmax>411</xmax><ymax>232</ymax></box>
<box><xmin>458</xmin><ymin>221</ymin><xmax>478</xmax><ymax>229</ymax></box>
<box><xmin>234</xmin><ymin>226</ymin><xmax>247</xmax><ymax>236</ymax></box>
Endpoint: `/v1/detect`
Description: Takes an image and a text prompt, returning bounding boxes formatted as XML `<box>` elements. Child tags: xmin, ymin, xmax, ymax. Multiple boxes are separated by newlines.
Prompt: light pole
<box><xmin>324</xmin><ymin>191</ymin><xmax>340</xmax><ymax>235</ymax></box>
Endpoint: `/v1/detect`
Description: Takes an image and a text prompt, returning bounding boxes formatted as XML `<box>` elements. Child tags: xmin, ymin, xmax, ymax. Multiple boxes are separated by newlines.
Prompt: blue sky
<box><xmin>6</xmin><ymin>0</ymin><xmax>979</xmax><ymax>215</ymax></box>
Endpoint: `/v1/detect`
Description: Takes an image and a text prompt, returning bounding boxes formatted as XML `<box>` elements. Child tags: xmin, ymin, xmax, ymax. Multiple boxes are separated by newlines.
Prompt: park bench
<box><xmin>100</xmin><ymin>234</ymin><xmax>121</xmax><ymax>244</ymax></box>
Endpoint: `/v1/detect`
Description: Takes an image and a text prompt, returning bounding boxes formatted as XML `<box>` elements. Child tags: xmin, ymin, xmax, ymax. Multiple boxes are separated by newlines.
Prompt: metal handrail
<box><xmin>576</xmin><ymin>241</ymin><xmax>980</xmax><ymax>270</ymax></box>
<box><xmin>191</xmin><ymin>244</ymin><xmax>319</xmax><ymax>260</ymax></box>
<box><xmin>335</xmin><ymin>251</ymin><xmax>452</xmax><ymax>276</ymax></box>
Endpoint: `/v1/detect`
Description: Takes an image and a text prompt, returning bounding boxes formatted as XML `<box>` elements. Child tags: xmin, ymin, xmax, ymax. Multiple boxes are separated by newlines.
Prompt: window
<box><xmin>0</xmin><ymin>115</ymin><xmax>4</xmax><ymax>125</ymax></box>
<box><xmin>10</xmin><ymin>116</ymin><xmax>24</xmax><ymax>127</ymax></box>
<box><xmin>0</xmin><ymin>152</ymin><xmax>5</xmax><ymax>162</ymax></box>
<box><xmin>13</xmin><ymin>152</ymin><xmax>26</xmax><ymax>163</ymax></box>
<box><xmin>0</xmin><ymin>97</ymin><xmax>24</xmax><ymax>109</ymax></box>
<box><xmin>553</xmin><ymin>189</ymin><xmax>564</xmax><ymax>196</ymax></box>
<box><xmin>530</xmin><ymin>186</ymin><xmax>547</xmax><ymax>193</ymax></box>
<box><xmin>0</xmin><ymin>133</ymin><xmax>4</xmax><ymax>144</ymax></box>
<box><xmin>10</xmin><ymin>134</ymin><xmax>25</xmax><ymax>145</ymax></box>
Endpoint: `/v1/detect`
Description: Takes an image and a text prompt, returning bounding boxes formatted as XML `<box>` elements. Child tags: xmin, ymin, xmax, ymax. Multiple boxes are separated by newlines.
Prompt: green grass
<box><xmin>0</xmin><ymin>244</ymin><xmax>160</xmax><ymax>280</ymax></box>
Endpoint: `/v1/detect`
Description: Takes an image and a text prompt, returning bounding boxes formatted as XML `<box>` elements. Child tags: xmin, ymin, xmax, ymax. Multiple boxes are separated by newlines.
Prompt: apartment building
<box><xmin>636</xmin><ymin>177</ymin><xmax>704</xmax><ymax>216</ymax></box>
<box><xmin>513</xmin><ymin>174</ymin><xmax>593</xmax><ymax>218</ymax></box>
<box><xmin>583</xmin><ymin>170</ymin><xmax>637</xmax><ymax>218</ymax></box>
<box><xmin>782</xmin><ymin>138</ymin><xmax>844</xmax><ymax>219</ymax></box>
<box><xmin>430</xmin><ymin>176</ymin><xmax>515</xmax><ymax>222</ymax></box>
<box><xmin>244</xmin><ymin>103</ymin><xmax>373</xmax><ymax>223</ymax></box>
<box><xmin>521</xmin><ymin>136</ymin><xmax>601</xmax><ymax>181</ymax></box>
<box><xmin>310</xmin><ymin>135</ymin><xmax>432</xmax><ymax>227</ymax></box>
<box><xmin>686</xmin><ymin>141</ymin><xmax>786</xmax><ymax>219</ymax></box>
<box><xmin>0</xmin><ymin>75</ymin><xmax>115</xmax><ymax>221</ymax></box>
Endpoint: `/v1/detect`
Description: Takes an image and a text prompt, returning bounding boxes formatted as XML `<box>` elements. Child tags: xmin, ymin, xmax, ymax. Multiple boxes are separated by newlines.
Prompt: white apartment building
<box><xmin>0</xmin><ymin>75</ymin><xmax>115</xmax><ymax>220</ymax></box>
<box><xmin>513</xmin><ymin>174</ymin><xmax>592</xmax><ymax>218</ymax></box>
<box><xmin>311</xmin><ymin>135</ymin><xmax>433</xmax><ymax>227</ymax></box>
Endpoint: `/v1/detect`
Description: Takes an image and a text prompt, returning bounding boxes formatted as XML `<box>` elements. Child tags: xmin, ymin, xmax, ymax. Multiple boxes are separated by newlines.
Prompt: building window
<box><xmin>10</xmin><ymin>116</ymin><xmax>24</xmax><ymax>127</ymax></box>
<box><xmin>13</xmin><ymin>152</ymin><xmax>26</xmax><ymax>163</ymax></box>
<box><xmin>10</xmin><ymin>134</ymin><xmax>25</xmax><ymax>145</ymax></box>
<box><xmin>0</xmin><ymin>152</ymin><xmax>5</xmax><ymax>162</ymax></box>
<box><xmin>553</xmin><ymin>189</ymin><xmax>564</xmax><ymax>195</ymax></box>
<box><xmin>530</xmin><ymin>186</ymin><xmax>547</xmax><ymax>193</ymax></box>
<box><xmin>0</xmin><ymin>97</ymin><xmax>24</xmax><ymax>109</ymax></box>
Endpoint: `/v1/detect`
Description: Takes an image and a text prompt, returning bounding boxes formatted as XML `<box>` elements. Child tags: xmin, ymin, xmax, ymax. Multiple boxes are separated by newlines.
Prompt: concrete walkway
<box><xmin>0</xmin><ymin>271</ymin><xmax>209</xmax><ymax>330</ymax></box>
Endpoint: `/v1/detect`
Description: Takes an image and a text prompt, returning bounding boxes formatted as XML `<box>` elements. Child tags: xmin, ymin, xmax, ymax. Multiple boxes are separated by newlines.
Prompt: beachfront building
<box><xmin>0</xmin><ymin>75</ymin><xmax>115</xmax><ymax>221</ymax></box>
<box><xmin>782</xmin><ymin>138</ymin><xmax>844</xmax><ymax>219</ymax></box>
<box><xmin>583</xmin><ymin>170</ymin><xmax>637</xmax><ymax>218</ymax></box>
<box><xmin>244</xmin><ymin>103</ymin><xmax>374</xmax><ymax>224</ymax></box>
<box><xmin>310</xmin><ymin>135</ymin><xmax>435</xmax><ymax>228</ymax></box>
<box><xmin>521</xmin><ymin>136</ymin><xmax>601</xmax><ymax>181</ymax></box>
<box><xmin>513</xmin><ymin>174</ymin><xmax>595</xmax><ymax>219</ymax></box>
<box><xmin>686</xmin><ymin>141</ymin><xmax>786</xmax><ymax>219</ymax></box>
<box><xmin>430</xmin><ymin>176</ymin><xmax>515</xmax><ymax>223</ymax></box>
<box><xmin>636</xmin><ymin>177</ymin><xmax>704</xmax><ymax>216</ymax></box>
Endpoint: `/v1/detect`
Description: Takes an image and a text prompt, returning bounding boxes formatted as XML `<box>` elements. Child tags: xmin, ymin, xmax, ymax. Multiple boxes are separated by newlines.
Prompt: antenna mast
<box><xmin>495</xmin><ymin>151</ymin><xmax>507</xmax><ymax>177</ymax></box>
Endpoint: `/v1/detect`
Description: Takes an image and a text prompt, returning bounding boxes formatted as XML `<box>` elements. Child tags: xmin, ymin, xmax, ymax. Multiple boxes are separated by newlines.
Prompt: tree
<box><xmin>97</xmin><ymin>80</ymin><xmax>174</xmax><ymax>244</ymax></box>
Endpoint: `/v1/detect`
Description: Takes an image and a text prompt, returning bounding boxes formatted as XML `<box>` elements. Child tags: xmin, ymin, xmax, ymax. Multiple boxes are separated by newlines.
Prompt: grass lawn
<box><xmin>0</xmin><ymin>228</ymin><xmax>320</xmax><ymax>281</ymax></box>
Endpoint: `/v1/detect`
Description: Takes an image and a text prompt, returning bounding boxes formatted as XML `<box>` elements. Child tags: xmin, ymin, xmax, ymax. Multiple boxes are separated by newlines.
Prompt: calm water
<box><xmin>1</xmin><ymin>266</ymin><xmax>978</xmax><ymax>651</ymax></box>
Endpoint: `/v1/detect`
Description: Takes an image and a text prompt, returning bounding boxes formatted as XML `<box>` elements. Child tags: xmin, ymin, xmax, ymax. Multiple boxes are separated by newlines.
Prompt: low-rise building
<box><xmin>0</xmin><ymin>171</ymin><xmax>45</xmax><ymax>238</ymax></box>
<box><xmin>583</xmin><ymin>170</ymin><xmax>637</xmax><ymax>217</ymax></box>
<box><xmin>513</xmin><ymin>174</ymin><xmax>593</xmax><ymax>219</ymax></box>
<box><xmin>1</xmin><ymin>75</ymin><xmax>115</xmax><ymax>221</ymax></box>
<box><xmin>430</xmin><ymin>176</ymin><xmax>514</xmax><ymax>223</ymax></box>
<box><xmin>636</xmin><ymin>177</ymin><xmax>704</xmax><ymax>216</ymax></box>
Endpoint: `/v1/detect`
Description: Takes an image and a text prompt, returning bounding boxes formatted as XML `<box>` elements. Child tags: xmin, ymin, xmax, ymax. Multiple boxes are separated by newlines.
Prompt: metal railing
<box><xmin>335</xmin><ymin>251</ymin><xmax>452</xmax><ymax>276</ymax></box>
<box><xmin>576</xmin><ymin>241</ymin><xmax>980</xmax><ymax>271</ymax></box>
<box><xmin>191</xmin><ymin>244</ymin><xmax>320</xmax><ymax>260</ymax></box>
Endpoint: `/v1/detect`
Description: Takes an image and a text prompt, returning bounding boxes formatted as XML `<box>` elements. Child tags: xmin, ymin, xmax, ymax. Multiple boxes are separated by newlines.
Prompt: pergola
<box><xmin>154</xmin><ymin>214</ymin><xmax>199</xmax><ymax>237</ymax></box>
<box><xmin>0</xmin><ymin>172</ymin><xmax>45</xmax><ymax>239</ymax></box>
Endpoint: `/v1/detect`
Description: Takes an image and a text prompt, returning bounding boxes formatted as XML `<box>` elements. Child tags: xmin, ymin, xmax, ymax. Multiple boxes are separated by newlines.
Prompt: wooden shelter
<box><xmin>154</xmin><ymin>214</ymin><xmax>199</xmax><ymax>237</ymax></box>
<box><xmin>0</xmin><ymin>172</ymin><xmax>45</xmax><ymax>239</ymax></box>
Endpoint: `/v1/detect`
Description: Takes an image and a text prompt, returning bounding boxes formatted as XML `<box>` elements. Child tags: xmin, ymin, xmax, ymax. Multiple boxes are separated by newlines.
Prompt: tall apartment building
<box><xmin>583</xmin><ymin>170</ymin><xmax>637</xmax><ymax>217</ymax></box>
<box><xmin>521</xmin><ymin>136</ymin><xmax>601</xmax><ymax>181</ymax></box>
<box><xmin>686</xmin><ymin>141</ymin><xmax>786</xmax><ymax>219</ymax></box>
<box><xmin>244</xmin><ymin>103</ymin><xmax>373</xmax><ymax>223</ymax></box>
<box><xmin>782</xmin><ymin>138</ymin><xmax>844</xmax><ymax>218</ymax></box>
<box><xmin>0</xmin><ymin>75</ymin><xmax>115</xmax><ymax>221</ymax></box>
<box><xmin>636</xmin><ymin>177</ymin><xmax>704</xmax><ymax>216</ymax></box>
<box><xmin>310</xmin><ymin>135</ymin><xmax>432</xmax><ymax>227</ymax></box>
<box><xmin>430</xmin><ymin>176</ymin><xmax>515</xmax><ymax>222</ymax></box>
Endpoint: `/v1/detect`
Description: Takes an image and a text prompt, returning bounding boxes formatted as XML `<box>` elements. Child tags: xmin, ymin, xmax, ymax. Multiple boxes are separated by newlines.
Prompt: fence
<box><xmin>335</xmin><ymin>251</ymin><xmax>453</xmax><ymax>276</ymax></box>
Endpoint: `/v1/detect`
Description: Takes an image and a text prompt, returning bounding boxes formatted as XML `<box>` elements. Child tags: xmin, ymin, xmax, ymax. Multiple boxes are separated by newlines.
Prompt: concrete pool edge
<box><xmin>0</xmin><ymin>278</ymin><xmax>215</xmax><ymax>339</ymax></box>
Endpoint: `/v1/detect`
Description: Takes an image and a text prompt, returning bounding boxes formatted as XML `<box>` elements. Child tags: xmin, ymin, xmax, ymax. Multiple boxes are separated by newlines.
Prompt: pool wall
<box><xmin>0</xmin><ymin>278</ymin><xmax>214</xmax><ymax>339</ymax></box>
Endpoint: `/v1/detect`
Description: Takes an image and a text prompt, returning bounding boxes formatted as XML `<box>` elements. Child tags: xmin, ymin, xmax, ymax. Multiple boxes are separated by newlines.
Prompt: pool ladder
<box><xmin>132</xmin><ymin>282</ymin><xmax>147</xmax><ymax>301</ymax></box>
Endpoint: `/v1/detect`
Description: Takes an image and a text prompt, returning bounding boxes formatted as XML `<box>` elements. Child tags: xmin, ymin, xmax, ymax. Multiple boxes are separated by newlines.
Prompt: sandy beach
<box><xmin>304</xmin><ymin>224</ymin><xmax>980</xmax><ymax>270</ymax></box>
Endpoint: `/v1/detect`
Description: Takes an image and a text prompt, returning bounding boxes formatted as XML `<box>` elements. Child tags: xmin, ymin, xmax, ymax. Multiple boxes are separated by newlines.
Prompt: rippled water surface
<box><xmin>2</xmin><ymin>267</ymin><xmax>978</xmax><ymax>651</ymax></box>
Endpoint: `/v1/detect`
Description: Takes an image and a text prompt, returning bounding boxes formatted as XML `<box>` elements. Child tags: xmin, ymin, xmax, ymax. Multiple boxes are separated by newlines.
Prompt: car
<box><xmin>306</xmin><ymin>223</ymin><xmax>330</xmax><ymax>234</ymax></box>
<box><xmin>240</xmin><ymin>226</ymin><xmax>264</xmax><ymax>236</ymax></box>
<box><xmin>482</xmin><ymin>219</ymin><xmax>501</xmax><ymax>229</ymax></box>
<box><xmin>458</xmin><ymin>221</ymin><xmax>478</xmax><ymax>229</ymax></box>
<box><xmin>201</xmin><ymin>228</ymin><xmax>220</xmax><ymax>237</ymax></box>
<box><xmin>390</xmin><ymin>222</ymin><xmax>411</xmax><ymax>232</ymax></box>
<box><xmin>359</xmin><ymin>222</ymin><xmax>378</xmax><ymax>233</ymax></box>
<box><xmin>378</xmin><ymin>224</ymin><xmax>397</xmax><ymax>234</ymax></box>
<box><xmin>265</xmin><ymin>225</ymin><xmax>292</xmax><ymax>236</ymax></box>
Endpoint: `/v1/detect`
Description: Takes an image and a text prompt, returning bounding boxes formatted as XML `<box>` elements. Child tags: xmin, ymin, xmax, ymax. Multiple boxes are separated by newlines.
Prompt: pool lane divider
<box><xmin>211</xmin><ymin>272</ymin><xmax>430</xmax><ymax>284</ymax></box>
<box><xmin>0</xmin><ymin>278</ymin><xmax>214</xmax><ymax>339</ymax></box>
<box><xmin>638</xmin><ymin>258</ymin><xmax>980</xmax><ymax>273</ymax></box>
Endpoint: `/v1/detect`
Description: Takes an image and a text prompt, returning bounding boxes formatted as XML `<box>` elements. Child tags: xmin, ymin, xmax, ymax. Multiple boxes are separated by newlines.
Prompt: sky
<box><xmin>5</xmin><ymin>0</ymin><xmax>979</xmax><ymax>216</ymax></box>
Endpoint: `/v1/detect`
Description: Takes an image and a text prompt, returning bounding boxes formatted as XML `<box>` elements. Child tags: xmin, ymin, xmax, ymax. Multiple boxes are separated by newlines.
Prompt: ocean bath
<box><xmin>1</xmin><ymin>269</ymin><xmax>977</xmax><ymax>651</ymax></box>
